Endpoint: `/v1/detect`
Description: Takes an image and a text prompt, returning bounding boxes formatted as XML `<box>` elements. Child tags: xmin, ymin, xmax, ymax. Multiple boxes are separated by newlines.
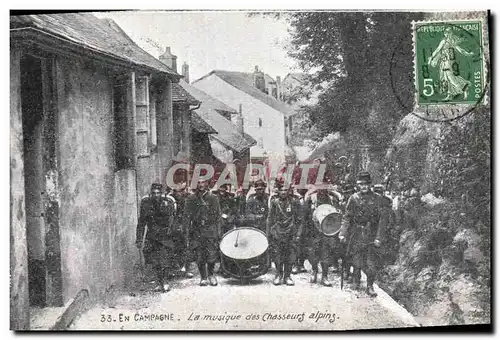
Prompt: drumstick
<box><xmin>234</xmin><ymin>230</ymin><xmax>240</xmax><ymax>247</ymax></box>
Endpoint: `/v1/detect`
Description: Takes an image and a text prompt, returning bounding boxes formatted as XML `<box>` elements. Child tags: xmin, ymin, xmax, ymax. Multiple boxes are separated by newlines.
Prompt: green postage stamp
<box><xmin>413</xmin><ymin>20</ymin><xmax>486</xmax><ymax>106</ymax></box>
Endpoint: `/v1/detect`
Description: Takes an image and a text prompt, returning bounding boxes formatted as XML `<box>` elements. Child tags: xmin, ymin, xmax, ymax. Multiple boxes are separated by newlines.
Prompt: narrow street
<box><xmin>70</xmin><ymin>263</ymin><xmax>419</xmax><ymax>330</ymax></box>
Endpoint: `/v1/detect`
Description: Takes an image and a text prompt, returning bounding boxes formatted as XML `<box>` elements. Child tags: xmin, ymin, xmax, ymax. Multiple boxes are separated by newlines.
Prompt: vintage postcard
<box><xmin>9</xmin><ymin>9</ymin><xmax>491</xmax><ymax>331</ymax></box>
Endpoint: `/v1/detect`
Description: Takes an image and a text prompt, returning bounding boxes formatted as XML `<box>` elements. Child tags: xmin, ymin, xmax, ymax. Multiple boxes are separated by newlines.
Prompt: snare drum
<box><xmin>219</xmin><ymin>227</ymin><xmax>269</xmax><ymax>283</ymax></box>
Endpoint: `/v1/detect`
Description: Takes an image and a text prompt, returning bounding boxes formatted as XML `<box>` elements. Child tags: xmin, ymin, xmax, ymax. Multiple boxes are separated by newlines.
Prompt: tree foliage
<box><xmin>255</xmin><ymin>11</ymin><xmax>425</xmax><ymax>149</ymax></box>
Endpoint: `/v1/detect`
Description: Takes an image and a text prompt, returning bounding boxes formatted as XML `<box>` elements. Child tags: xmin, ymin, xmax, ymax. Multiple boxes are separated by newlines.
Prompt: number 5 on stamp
<box><xmin>413</xmin><ymin>20</ymin><xmax>485</xmax><ymax>106</ymax></box>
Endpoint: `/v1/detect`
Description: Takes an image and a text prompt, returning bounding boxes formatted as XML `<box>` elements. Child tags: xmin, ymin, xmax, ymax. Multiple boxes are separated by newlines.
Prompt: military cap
<box><xmin>343</xmin><ymin>183</ymin><xmax>355</xmax><ymax>193</ymax></box>
<box><xmin>274</xmin><ymin>178</ymin><xmax>284</xmax><ymax>188</ymax></box>
<box><xmin>254</xmin><ymin>179</ymin><xmax>267</xmax><ymax>188</ymax></box>
<box><xmin>174</xmin><ymin>182</ymin><xmax>187</xmax><ymax>191</ymax></box>
<box><xmin>356</xmin><ymin>171</ymin><xmax>372</xmax><ymax>184</ymax></box>
<box><xmin>373</xmin><ymin>184</ymin><xmax>384</xmax><ymax>194</ymax></box>
<box><xmin>151</xmin><ymin>183</ymin><xmax>163</xmax><ymax>191</ymax></box>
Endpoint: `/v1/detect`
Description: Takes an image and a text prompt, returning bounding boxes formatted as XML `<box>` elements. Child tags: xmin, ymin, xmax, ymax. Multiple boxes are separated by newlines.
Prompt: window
<box><xmin>258</xmin><ymin>118</ymin><xmax>262</xmax><ymax>127</ymax></box>
<box><xmin>172</xmin><ymin>104</ymin><xmax>183</xmax><ymax>156</ymax></box>
<box><xmin>113</xmin><ymin>74</ymin><xmax>134</xmax><ymax>170</ymax></box>
<box><xmin>135</xmin><ymin>75</ymin><xmax>150</xmax><ymax>158</ymax></box>
<box><xmin>149</xmin><ymin>85</ymin><xmax>157</xmax><ymax>152</ymax></box>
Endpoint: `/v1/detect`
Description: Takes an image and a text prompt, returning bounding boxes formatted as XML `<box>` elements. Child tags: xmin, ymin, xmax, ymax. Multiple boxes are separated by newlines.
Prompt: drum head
<box><xmin>321</xmin><ymin>212</ymin><xmax>342</xmax><ymax>236</ymax></box>
<box><xmin>313</xmin><ymin>204</ymin><xmax>342</xmax><ymax>236</ymax></box>
<box><xmin>220</xmin><ymin>227</ymin><xmax>269</xmax><ymax>260</ymax></box>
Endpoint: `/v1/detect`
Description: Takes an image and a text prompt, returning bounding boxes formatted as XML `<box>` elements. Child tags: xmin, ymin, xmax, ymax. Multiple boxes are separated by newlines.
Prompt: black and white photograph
<box><xmin>8</xmin><ymin>8</ymin><xmax>491</xmax><ymax>331</ymax></box>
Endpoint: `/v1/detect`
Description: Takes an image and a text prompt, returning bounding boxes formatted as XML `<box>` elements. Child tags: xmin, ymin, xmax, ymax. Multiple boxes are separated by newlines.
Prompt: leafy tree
<box><xmin>253</xmin><ymin>11</ymin><xmax>424</xmax><ymax>150</ymax></box>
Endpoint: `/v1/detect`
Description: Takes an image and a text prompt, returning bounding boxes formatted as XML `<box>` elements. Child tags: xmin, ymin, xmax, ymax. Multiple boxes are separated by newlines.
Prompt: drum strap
<box><xmin>276</xmin><ymin>200</ymin><xmax>292</xmax><ymax>219</ymax></box>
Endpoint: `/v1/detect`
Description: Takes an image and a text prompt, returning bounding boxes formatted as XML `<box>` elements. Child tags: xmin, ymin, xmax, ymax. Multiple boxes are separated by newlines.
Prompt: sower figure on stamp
<box><xmin>183</xmin><ymin>180</ymin><xmax>222</xmax><ymax>287</ymax></box>
<box><xmin>338</xmin><ymin>171</ymin><xmax>390</xmax><ymax>297</ymax></box>
<box><xmin>267</xmin><ymin>184</ymin><xmax>303</xmax><ymax>286</ymax></box>
<box><xmin>304</xmin><ymin>185</ymin><xmax>343</xmax><ymax>286</ymax></box>
<box><xmin>292</xmin><ymin>188</ymin><xmax>309</xmax><ymax>275</ymax></box>
<box><xmin>170</xmin><ymin>182</ymin><xmax>194</xmax><ymax>278</ymax></box>
<box><xmin>136</xmin><ymin>183</ymin><xmax>176</xmax><ymax>293</ymax></box>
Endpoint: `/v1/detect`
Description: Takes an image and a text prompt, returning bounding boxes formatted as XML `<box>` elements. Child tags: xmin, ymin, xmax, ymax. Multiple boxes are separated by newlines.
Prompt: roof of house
<box><xmin>264</xmin><ymin>73</ymin><xmax>276</xmax><ymax>84</ymax></box>
<box><xmin>179</xmin><ymin>80</ymin><xmax>256</xmax><ymax>153</ymax></box>
<box><xmin>181</xmin><ymin>81</ymin><xmax>236</xmax><ymax>114</ymax></box>
<box><xmin>193</xmin><ymin>70</ymin><xmax>296</xmax><ymax>117</ymax></box>
<box><xmin>191</xmin><ymin>111</ymin><xmax>217</xmax><ymax>134</ymax></box>
<box><xmin>10</xmin><ymin>13</ymin><xmax>180</xmax><ymax>77</ymax></box>
<box><xmin>304</xmin><ymin>132</ymin><xmax>348</xmax><ymax>163</ymax></box>
<box><xmin>172</xmin><ymin>83</ymin><xmax>199</xmax><ymax>104</ymax></box>
<box><xmin>286</xmin><ymin>72</ymin><xmax>308</xmax><ymax>83</ymax></box>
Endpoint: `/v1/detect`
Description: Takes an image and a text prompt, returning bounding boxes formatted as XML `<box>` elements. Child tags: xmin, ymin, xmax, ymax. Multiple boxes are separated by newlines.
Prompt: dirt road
<box><xmin>70</xmin><ymin>264</ymin><xmax>419</xmax><ymax>330</ymax></box>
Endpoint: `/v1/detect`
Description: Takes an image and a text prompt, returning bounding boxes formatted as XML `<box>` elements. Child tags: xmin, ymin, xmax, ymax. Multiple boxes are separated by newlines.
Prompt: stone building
<box><xmin>10</xmin><ymin>13</ymin><xmax>185</xmax><ymax>329</ymax></box>
<box><xmin>193</xmin><ymin>67</ymin><xmax>296</xmax><ymax>172</ymax></box>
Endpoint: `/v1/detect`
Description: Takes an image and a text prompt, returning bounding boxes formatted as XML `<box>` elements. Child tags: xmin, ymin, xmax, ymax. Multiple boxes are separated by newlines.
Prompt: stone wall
<box><xmin>10</xmin><ymin>48</ymin><xmax>30</xmax><ymax>330</ymax></box>
<box><xmin>56</xmin><ymin>57</ymin><xmax>134</xmax><ymax>303</ymax></box>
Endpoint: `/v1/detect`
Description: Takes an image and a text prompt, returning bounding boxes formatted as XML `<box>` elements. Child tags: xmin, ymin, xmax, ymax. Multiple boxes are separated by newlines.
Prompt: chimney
<box><xmin>276</xmin><ymin>76</ymin><xmax>282</xmax><ymax>101</ymax></box>
<box><xmin>182</xmin><ymin>62</ymin><xmax>190</xmax><ymax>83</ymax></box>
<box><xmin>159</xmin><ymin>46</ymin><xmax>178</xmax><ymax>73</ymax></box>
<box><xmin>253</xmin><ymin>65</ymin><xmax>266</xmax><ymax>93</ymax></box>
<box><xmin>235</xmin><ymin>104</ymin><xmax>244</xmax><ymax>134</ymax></box>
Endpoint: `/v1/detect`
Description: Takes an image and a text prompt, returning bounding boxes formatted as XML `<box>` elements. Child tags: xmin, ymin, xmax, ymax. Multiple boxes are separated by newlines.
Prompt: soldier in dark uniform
<box><xmin>183</xmin><ymin>180</ymin><xmax>222</xmax><ymax>286</ymax></box>
<box><xmin>267</xmin><ymin>178</ymin><xmax>284</xmax><ymax>271</ymax></box>
<box><xmin>267</xmin><ymin>184</ymin><xmax>303</xmax><ymax>286</ymax></box>
<box><xmin>136</xmin><ymin>183</ymin><xmax>176</xmax><ymax>293</ymax></box>
<box><xmin>303</xmin><ymin>186</ymin><xmax>342</xmax><ymax>286</ymax></box>
<box><xmin>339</xmin><ymin>172</ymin><xmax>390</xmax><ymax>297</ymax></box>
<box><xmin>235</xmin><ymin>187</ymin><xmax>249</xmax><ymax>224</ymax></box>
<box><xmin>341</xmin><ymin>182</ymin><xmax>356</xmax><ymax>283</ymax></box>
<box><xmin>170</xmin><ymin>182</ymin><xmax>195</xmax><ymax>278</ymax></box>
<box><xmin>245</xmin><ymin>179</ymin><xmax>270</xmax><ymax>233</ymax></box>
<box><xmin>214</xmin><ymin>184</ymin><xmax>238</xmax><ymax>236</ymax></box>
<box><xmin>341</xmin><ymin>183</ymin><xmax>356</xmax><ymax>208</ymax></box>
<box><xmin>373</xmin><ymin>184</ymin><xmax>399</xmax><ymax>264</ymax></box>
<box><xmin>292</xmin><ymin>188</ymin><xmax>309</xmax><ymax>274</ymax></box>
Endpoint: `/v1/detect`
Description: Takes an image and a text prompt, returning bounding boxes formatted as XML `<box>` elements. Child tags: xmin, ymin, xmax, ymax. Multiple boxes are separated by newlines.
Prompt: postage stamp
<box><xmin>413</xmin><ymin>19</ymin><xmax>486</xmax><ymax>107</ymax></box>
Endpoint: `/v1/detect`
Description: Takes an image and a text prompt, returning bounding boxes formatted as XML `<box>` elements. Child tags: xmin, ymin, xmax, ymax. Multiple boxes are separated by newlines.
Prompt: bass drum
<box><xmin>219</xmin><ymin>227</ymin><xmax>269</xmax><ymax>283</ymax></box>
<box><xmin>313</xmin><ymin>204</ymin><xmax>343</xmax><ymax>236</ymax></box>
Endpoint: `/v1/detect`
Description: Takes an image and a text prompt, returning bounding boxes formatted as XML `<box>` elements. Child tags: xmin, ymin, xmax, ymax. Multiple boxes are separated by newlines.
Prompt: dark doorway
<box><xmin>21</xmin><ymin>54</ymin><xmax>46</xmax><ymax>307</ymax></box>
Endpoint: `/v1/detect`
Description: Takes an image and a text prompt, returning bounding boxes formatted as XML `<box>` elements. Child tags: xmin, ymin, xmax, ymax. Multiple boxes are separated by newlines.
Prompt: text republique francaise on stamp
<box><xmin>412</xmin><ymin>19</ymin><xmax>488</xmax><ymax>122</ymax></box>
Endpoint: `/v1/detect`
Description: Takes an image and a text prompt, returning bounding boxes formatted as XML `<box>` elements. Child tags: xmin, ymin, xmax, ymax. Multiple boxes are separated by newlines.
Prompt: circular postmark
<box><xmin>390</xmin><ymin>20</ymin><xmax>490</xmax><ymax>123</ymax></box>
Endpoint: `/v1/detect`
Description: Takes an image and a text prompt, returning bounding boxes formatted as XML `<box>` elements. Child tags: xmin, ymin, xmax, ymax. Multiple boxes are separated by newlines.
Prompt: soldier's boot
<box><xmin>345</xmin><ymin>265</ymin><xmax>353</xmax><ymax>284</ymax></box>
<box><xmin>298</xmin><ymin>260</ymin><xmax>307</xmax><ymax>273</ymax></box>
<box><xmin>320</xmin><ymin>263</ymin><xmax>332</xmax><ymax>287</ymax></box>
<box><xmin>295</xmin><ymin>258</ymin><xmax>307</xmax><ymax>273</ymax></box>
<box><xmin>366</xmin><ymin>276</ymin><xmax>378</xmax><ymax>297</ymax></box>
<box><xmin>284</xmin><ymin>264</ymin><xmax>295</xmax><ymax>286</ymax></box>
<box><xmin>331</xmin><ymin>258</ymin><xmax>339</xmax><ymax>272</ymax></box>
<box><xmin>198</xmin><ymin>263</ymin><xmax>208</xmax><ymax>286</ymax></box>
<box><xmin>207</xmin><ymin>263</ymin><xmax>218</xmax><ymax>286</ymax></box>
<box><xmin>183</xmin><ymin>262</ymin><xmax>194</xmax><ymax>278</ymax></box>
<box><xmin>273</xmin><ymin>263</ymin><xmax>283</xmax><ymax>285</ymax></box>
<box><xmin>353</xmin><ymin>268</ymin><xmax>361</xmax><ymax>290</ymax></box>
<box><xmin>154</xmin><ymin>268</ymin><xmax>171</xmax><ymax>293</ymax></box>
<box><xmin>310</xmin><ymin>262</ymin><xmax>318</xmax><ymax>283</ymax></box>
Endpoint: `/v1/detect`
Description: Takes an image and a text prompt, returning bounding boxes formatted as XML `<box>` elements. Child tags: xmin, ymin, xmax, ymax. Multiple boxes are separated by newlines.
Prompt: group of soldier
<box><xmin>136</xmin><ymin>170</ymin><xmax>392</xmax><ymax>298</ymax></box>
